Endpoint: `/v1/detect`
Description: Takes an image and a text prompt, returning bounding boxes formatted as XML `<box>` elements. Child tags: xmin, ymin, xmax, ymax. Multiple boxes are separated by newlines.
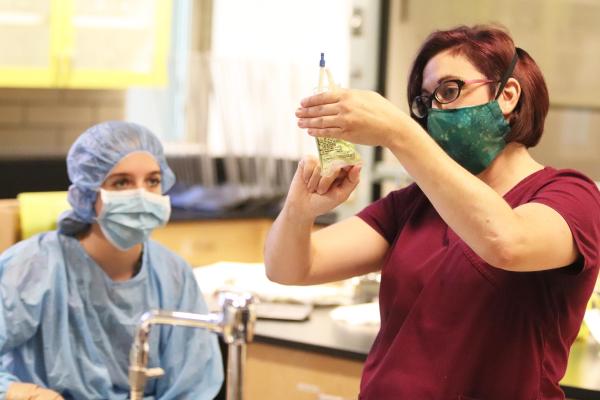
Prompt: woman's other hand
<box><xmin>296</xmin><ymin>89</ymin><xmax>418</xmax><ymax>148</ymax></box>
<box><xmin>265</xmin><ymin>155</ymin><xmax>378</xmax><ymax>285</ymax></box>
<box><xmin>285</xmin><ymin>156</ymin><xmax>361</xmax><ymax>220</ymax></box>
<box><xmin>7</xmin><ymin>383</ymin><xmax>64</xmax><ymax>400</ymax></box>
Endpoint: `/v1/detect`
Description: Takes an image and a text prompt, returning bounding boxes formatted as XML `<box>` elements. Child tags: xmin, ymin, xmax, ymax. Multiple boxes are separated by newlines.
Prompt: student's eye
<box><xmin>147</xmin><ymin>177</ymin><xmax>162</xmax><ymax>187</ymax></box>
<box><xmin>112</xmin><ymin>178</ymin><xmax>131</xmax><ymax>189</ymax></box>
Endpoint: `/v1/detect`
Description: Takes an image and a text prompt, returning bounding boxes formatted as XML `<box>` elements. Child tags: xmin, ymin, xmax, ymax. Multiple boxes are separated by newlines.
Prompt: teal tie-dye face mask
<box><xmin>422</xmin><ymin>51</ymin><xmax>519</xmax><ymax>175</ymax></box>
<box><xmin>427</xmin><ymin>100</ymin><xmax>510</xmax><ymax>175</ymax></box>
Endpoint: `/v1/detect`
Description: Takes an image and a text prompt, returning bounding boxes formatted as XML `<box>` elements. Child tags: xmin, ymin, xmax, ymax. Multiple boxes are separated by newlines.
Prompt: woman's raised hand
<box><xmin>285</xmin><ymin>156</ymin><xmax>361</xmax><ymax>220</ymax></box>
<box><xmin>296</xmin><ymin>88</ymin><xmax>417</xmax><ymax>148</ymax></box>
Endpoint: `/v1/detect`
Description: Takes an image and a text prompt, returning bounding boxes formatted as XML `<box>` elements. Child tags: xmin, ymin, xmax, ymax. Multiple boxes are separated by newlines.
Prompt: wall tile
<box><xmin>0</xmin><ymin>105</ymin><xmax>24</xmax><ymax>125</ymax></box>
<box><xmin>0</xmin><ymin>127</ymin><xmax>62</xmax><ymax>157</ymax></box>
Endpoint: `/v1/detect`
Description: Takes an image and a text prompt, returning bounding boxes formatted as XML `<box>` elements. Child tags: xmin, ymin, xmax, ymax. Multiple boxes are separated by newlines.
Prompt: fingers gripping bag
<box><xmin>314</xmin><ymin>53</ymin><xmax>361</xmax><ymax>177</ymax></box>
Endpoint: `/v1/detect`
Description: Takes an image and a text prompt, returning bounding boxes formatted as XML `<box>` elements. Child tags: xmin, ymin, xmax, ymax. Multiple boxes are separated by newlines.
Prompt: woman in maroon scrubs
<box><xmin>265</xmin><ymin>24</ymin><xmax>600</xmax><ymax>400</ymax></box>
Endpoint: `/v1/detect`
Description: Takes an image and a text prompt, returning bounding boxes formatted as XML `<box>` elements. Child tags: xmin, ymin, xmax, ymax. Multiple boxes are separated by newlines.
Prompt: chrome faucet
<box><xmin>129</xmin><ymin>292</ymin><xmax>256</xmax><ymax>400</ymax></box>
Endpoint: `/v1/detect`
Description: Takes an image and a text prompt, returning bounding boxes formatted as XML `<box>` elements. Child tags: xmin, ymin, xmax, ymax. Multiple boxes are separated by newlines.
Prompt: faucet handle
<box><xmin>219</xmin><ymin>291</ymin><xmax>256</xmax><ymax>344</ymax></box>
<box><xmin>218</xmin><ymin>291</ymin><xmax>255</xmax><ymax>309</ymax></box>
<box><xmin>145</xmin><ymin>368</ymin><xmax>165</xmax><ymax>378</ymax></box>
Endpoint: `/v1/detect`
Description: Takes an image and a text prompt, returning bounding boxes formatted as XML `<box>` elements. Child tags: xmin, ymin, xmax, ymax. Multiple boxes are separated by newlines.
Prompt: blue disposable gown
<box><xmin>0</xmin><ymin>232</ymin><xmax>223</xmax><ymax>400</ymax></box>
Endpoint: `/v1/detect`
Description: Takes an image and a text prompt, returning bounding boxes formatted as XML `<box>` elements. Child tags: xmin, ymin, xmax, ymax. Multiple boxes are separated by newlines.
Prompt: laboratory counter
<box><xmin>246</xmin><ymin>307</ymin><xmax>600</xmax><ymax>400</ymax></box>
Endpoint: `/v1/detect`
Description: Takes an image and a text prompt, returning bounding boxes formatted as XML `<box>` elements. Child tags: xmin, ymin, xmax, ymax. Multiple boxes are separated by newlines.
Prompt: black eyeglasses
<box><xmin>411</xmin><ymin>52</ymin><xmax>519</xmax><ymax>119</ymax></box>
<box><xmin>411</xmin><ymin>79</ymin><xmax>497</xmax><ymax>119</ymax></box>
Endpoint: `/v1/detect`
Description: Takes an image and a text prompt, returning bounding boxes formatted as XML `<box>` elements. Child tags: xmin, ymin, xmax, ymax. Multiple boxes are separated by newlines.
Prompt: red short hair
<box><xmin>407</xmin><ymin>25</ymin><xmax>549</xmax><ymax>147</ymax></box>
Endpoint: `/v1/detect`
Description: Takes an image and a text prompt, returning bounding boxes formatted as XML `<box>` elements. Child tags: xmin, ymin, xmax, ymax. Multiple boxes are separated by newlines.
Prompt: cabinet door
<box><xmin>245</xmin><ymin>342</ymin><xmax>363</xmax><ymax>400</ymax></box>
<box><xmin>60</xmin><ymin>0</ymin><xmax>171</xmax><ymax>88</ymax></box>
<box><xmin>151</xmin><ymin>219</ymin><xmax>272</xmax><ymax>266</ymax></box>
<box><xmin>0</xmin><ymin>0</ymin><xmax>60</xmax><ymax>87</ymax></box>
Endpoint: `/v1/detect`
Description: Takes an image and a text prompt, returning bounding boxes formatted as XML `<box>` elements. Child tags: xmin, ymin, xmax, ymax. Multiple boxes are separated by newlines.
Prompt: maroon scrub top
<box><xmin>357</xmin><ymin>167</ymin><xmax>600</xmax><ymax>400</ymax></box>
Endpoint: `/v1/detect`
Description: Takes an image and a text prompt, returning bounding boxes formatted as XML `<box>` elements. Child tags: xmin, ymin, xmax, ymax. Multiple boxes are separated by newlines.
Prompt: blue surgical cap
<box><xmin>58</xmin><ymin>121</ymin><xmax>176</xmax><ymax>235</ymax></box>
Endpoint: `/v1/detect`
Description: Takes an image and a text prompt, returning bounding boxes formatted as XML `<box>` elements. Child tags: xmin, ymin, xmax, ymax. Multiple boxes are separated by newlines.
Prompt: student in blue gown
<box><xmin>0</xmin><ymin>121</ymin><xmax>223</xmax><ymax>400</ymax></box>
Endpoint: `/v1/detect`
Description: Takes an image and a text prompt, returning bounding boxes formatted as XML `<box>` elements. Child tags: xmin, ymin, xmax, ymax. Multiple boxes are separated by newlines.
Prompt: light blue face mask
<box><xmin>97</xmin><ymin>188</ymin><xmax>171</xmax><ymax>251</ymax></box>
